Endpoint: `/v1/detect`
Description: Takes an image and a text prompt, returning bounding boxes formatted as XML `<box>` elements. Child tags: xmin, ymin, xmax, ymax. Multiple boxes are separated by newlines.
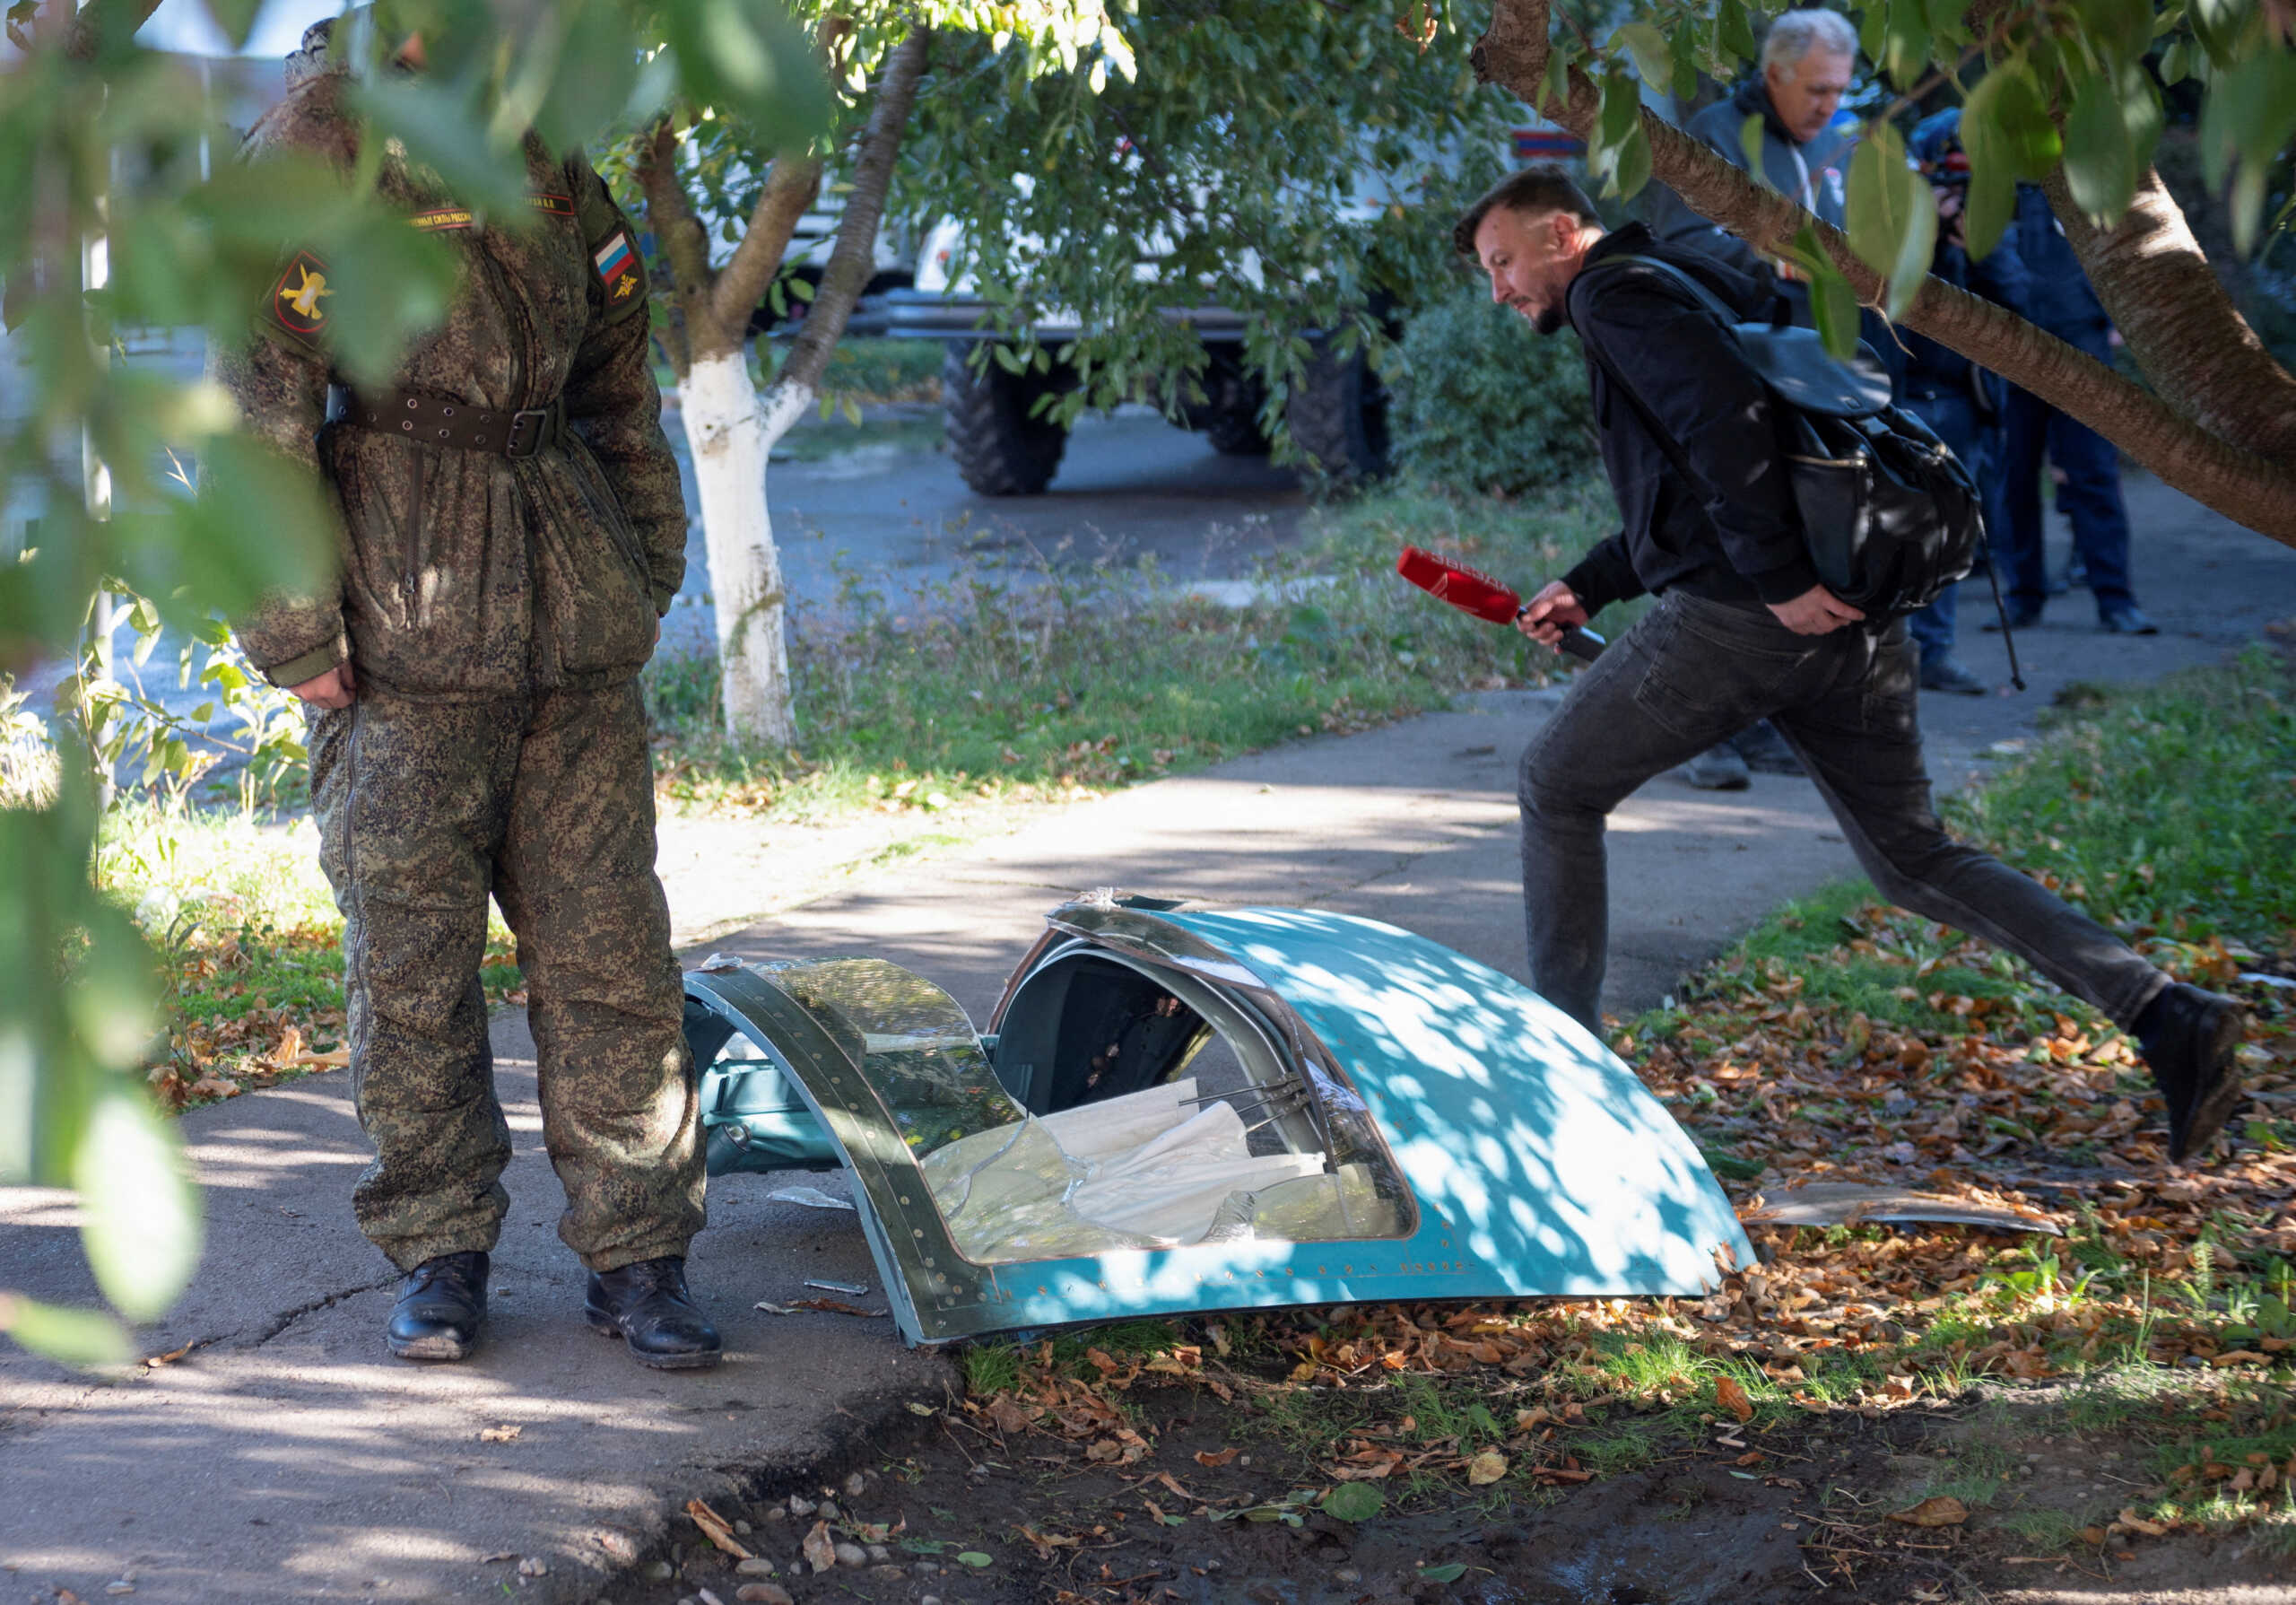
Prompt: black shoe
<box><xmin>2099</xmin><ymin>604</ymin><xmax>2158</xmax><ymax>635</ymax></box>
<box><xmin>1678</xmin><ymin>743</ymin><xmax>1751</xmax><ymax>790</ymax></box>
<box><xmin>1730</xmin><ymin>720</ymin><xmax>1805</xmax><ymax>775</ymax></box>
<box><xmin>585</xmin><ymin>1256</ymin><xmax>721</xmax><ymax>1370</ymax></box>
<box><xmin>386</xmin><ymin>1251</ymin><xmax>488</xmax><ymax>1362</ymax></box>
<box><xmin>1918</xmin><ymin>653</ymin><xmax>1989</xmax><ymax>696</ymax></box>
<box><xmin>2135</xmin><ymin>982</ymin><xmax>2247</xmax><ymax>1163</ymax></box>
<box><xmin>1983</xmin><ymin>599</ymin><xmax>2043</xmax><ymax>632</ymax></box>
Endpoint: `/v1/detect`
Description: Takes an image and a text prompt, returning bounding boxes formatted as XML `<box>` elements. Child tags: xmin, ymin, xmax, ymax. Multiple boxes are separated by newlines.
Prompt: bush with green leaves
<box><xmin>1389</xmin><ymin>288</ymin><xmax>1596</xmax><ymax>497</ymax></box>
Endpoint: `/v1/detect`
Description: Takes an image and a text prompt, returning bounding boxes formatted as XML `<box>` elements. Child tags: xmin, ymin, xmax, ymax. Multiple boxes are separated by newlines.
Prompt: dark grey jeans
<box><xmin>1518</xmin><ymin>591</ymin><xmax>2168</xmax><ymax>1034</ymax></box>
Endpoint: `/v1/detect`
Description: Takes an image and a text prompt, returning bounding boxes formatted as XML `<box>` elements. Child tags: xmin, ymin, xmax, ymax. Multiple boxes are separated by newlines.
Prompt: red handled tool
<box><xmin>1395</xmin><ymin>546</ymin><xmax>1605</xmax><ymax>663</ymax></box>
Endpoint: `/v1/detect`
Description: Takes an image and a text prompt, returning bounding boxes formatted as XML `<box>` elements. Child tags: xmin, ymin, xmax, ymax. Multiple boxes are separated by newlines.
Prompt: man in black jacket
<box><xmin>1456</xmin><ymin>166</ymin><xmax>2245</xmax><ymax>1164</ymax></box>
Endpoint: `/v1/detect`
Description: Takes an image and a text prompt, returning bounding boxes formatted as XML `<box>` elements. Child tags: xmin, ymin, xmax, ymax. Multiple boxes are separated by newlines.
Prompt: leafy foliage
<box><xmin>1388</xmin><ymin>285</ymin><xmax>1596</xmax><ymax>496</ymax></box>
<box><xmin>889</xmin><ymin>1</ymin><xmax>1517</xmax><ymax>438</ymax></box>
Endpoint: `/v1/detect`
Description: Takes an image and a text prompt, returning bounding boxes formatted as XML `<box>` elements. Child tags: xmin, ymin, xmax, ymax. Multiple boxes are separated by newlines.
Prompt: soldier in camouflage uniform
<box><xmin>219</xmin><ymin>19</ymin><xmax>718</xmax><ymax>1368</ymax></box>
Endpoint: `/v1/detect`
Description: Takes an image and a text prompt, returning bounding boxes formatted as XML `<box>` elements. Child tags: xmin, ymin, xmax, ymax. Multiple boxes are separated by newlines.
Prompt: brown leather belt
<box><xmin>326</xmin><ymin>385</ymin><xmax>563</xmax><ymax>458</ymax></box>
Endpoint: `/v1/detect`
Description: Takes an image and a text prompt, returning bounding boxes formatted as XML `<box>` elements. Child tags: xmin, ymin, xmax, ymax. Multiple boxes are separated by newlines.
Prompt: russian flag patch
<box><xmin>593</xmin><ymin>229</ymin><xmax>640</xmax><ymax>303</ymax></box>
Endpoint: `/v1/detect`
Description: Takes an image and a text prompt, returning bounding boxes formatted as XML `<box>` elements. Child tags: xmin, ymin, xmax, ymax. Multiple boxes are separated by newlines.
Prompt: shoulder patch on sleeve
<box><xmin>260</xmin><ymin>249</ymin><xmax>334</xmax><ymax>352</ymax></box>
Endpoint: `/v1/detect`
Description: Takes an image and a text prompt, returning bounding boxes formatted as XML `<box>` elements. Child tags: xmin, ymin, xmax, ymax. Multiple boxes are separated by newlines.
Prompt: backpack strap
<box><xmin>1578</xmin><ymin>252</ymin><xmax>1753</xmax><ymax>330</ymax></box>
<box><xmin>1570</xmin><ymin>273</ymin><xmax>1709</xmax><ymax>494</ymax></box>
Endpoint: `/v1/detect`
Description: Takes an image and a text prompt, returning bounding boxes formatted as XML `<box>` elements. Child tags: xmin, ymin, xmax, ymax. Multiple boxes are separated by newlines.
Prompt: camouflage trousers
<box><xmin>308</xmin><ymin>680</ymin><xmax>702</xmax><ymax>1273</ymax></box>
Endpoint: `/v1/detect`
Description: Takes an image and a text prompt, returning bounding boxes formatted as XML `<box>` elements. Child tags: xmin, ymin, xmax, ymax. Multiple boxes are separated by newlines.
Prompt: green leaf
<box><xmin>346</xmin><ymin>76</ymin><xmax>532</xmax><ymax>224</ymax></box>
<box><xmin>518</xmin><ymin>0</ymin><xmax>645</xmax><ymax>155</ymax></box>
<box><xmin>954</xmin><ymin>1551</ymin><xmax>992</xmax><ymax>1568</ymax></box>
<box><xmin>1844</xmin><ymin>123</ymin><xmax>1935</xmax><ymax>319</ymax></box>
<box><xmin>71</xmin><ymin>1092</ymin><xmax>202</xmax><ymax>1324</ymax></box>
<box><xmin>1540</xmin><ymin>40</ymin><xmax>1571</xmax><ymax>115</ymax></box>
<box><xmin>2074</xmin><ymin>0</ymin><xmax>2153</xmax><ymax>69</ymax></box>
<box><xmin>1718</xmin><ymin>0</ymin><xmax>1757</xmax><ymax>62</ymax></box>
<box><xmin>2062</xmin><ymin>70</ymin><xmax>2136</xmax><ymax>222</ymax></box>
<box><xmin>1796</xmin><ymin>234</ymin><xmax>1864</xmax><ymax>362</ymax></box>
<box><xmin>656</xmin><ymin>0</ymin><xmax>834</xmax><ymax>151</ymax></box>
<box><xmin>1881</xmin><ymin>0</ymin><xmax>1932</xmax><ymax>91</ymax></box>
<box><xmin>1597</xmin><ymin>66</ymin><xmax>1640</xmax><ymax>152</ymax></box>
<box><xmin>1419</xmin><ymin>1562</ymin><xmax>1469</xmax><ymax>1583</ymax></box>
<box><xmin>2199</xmin><ymin>48</ymin><xmax>2296</xmax><ymax>249</ymax></box>
<box><xmin>0</xmin><ymin>1293</ymin><xmax>133</xmax><ymax>1369</ymax></box>
<box><xmin>2189</xmin><ymin>0</ymin><xmax>2248</xmax><ymax>68</ymax></box>
<box><xmin>1611</xmin><ymin>22</ymin><xmax>1673</xmax><ymax>91</ymax></box>
<box><xmin>1969</xmin><ymin>62</ymin><xmax>2063</xmax><ymax>181</ymax></box>
<box><xmin>1925</xmin><ymin>0</ymin><xmax>1973</xmax><ymax>48</ymax></box>
<box><xmin>1958</xmin><ymin>87</ymin><xmax>2017</xmax><ymax>260</ymax></box>
<box><xmin>1320</xmin><ymin>1482</ymin><xmax>1386</xmax><ymax>1522</ymax></box>
<box><xmin>1612</xmin><ymin>124</ymin><xmax>1653</xmax><ymax>200</ymax></box>
<box><xmin>1740</xmin><ymin>114</ymin><xmax>1770</xmax><ymax>190</ymax></box>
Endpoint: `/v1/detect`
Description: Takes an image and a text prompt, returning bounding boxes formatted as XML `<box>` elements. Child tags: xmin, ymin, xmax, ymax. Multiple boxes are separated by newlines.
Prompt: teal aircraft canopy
<box><xmin>686</xmin><ymin>897</ymin><xmax>1753</xmax><ymax>1347</ymax></box>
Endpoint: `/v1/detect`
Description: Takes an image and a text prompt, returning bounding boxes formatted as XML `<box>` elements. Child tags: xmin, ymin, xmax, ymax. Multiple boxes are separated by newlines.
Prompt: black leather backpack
<box><xmin>1578</xmin><ymin>254</ymin><xmax>1987</xmax><ymax>624</ymax></box>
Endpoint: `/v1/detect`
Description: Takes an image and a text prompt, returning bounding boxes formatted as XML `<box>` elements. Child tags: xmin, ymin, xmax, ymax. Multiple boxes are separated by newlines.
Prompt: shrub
<box><xmin>1388</xmin><ymin>287</ymin><xmax>1596</xmax><ymax>497</ymax></box>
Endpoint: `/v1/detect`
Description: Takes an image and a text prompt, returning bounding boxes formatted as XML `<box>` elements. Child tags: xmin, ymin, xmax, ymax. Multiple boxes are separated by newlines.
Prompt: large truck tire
<box><xmin>944</xmin><ymin>343</ymin><xmax>1071</xmax><ymax>496</ymax></box>
<box><xmin>1285</xmin><ymin>340</ymin><xmax>1391</xmax><ymax>484</ymax></box>
<box><xmin>1202</xmin><ymin>404</ymin><xmax>1272</xmax><ymax>457</ymax></box>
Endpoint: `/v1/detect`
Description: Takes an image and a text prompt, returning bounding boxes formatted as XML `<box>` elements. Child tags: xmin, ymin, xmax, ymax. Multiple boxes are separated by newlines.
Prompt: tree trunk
<box><xmin>671</xmin><ymin>25</ymin><xmax>932</xmax><ymax>746</ymax></box>
<box><xmin>684</xmin><ymin>351</ymin><xmax>807</xmax><ymax>747</ymax></box>
<box><xmin>1474</xmin><ymin>0</ymin><xmax>2296</xmax><ymax>547</ymax></box>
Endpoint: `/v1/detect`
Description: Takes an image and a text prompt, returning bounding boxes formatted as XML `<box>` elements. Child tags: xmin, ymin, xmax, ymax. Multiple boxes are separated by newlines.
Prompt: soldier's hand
<box><xmin>289</xmin><ymin>661</ymin><xmax>357</xmax><ymax>710</ymax></box>
<box><xmin>1767</xmin><ymin>584</ymin><xmax>1864</xmax><ymax>636</ymax></box>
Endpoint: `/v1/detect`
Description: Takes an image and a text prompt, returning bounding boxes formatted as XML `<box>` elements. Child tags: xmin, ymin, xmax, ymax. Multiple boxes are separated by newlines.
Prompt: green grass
<box><xmin>1638</xmin><ymin>645</ymin><xmax>2296</xmax><ymax>1051</ymax></box>
<box><xmin>644</xmin><ymin>474</ymin><xmax>1618</xmax><ymax>817</ymax></box>
<box><xmin>1943</xmin><ymin>647</ymin><xmax>2296</xmax><ymax>947</ymax></box>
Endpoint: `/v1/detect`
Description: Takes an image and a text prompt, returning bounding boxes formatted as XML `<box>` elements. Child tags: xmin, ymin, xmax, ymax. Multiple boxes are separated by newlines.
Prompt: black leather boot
<box><xmin>2135</xmin><ymin>981</ymin><xmax>2247</xmax><ymax>1163</ymax></box>
<box><xmin>385</xmin><ymin>1250</ymin><xmax>489</xmax><ymax>1361</ymax></box>
<box><xmin>584</xmin><ymin>1256</ymin><xmax>721</xmax><ymax>1370</ymax></box>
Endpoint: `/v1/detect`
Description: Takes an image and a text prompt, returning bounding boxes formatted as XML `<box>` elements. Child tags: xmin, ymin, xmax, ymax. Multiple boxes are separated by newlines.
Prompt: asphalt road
<box><xmin>657</xmin><ymin>398</ymin><xmax>1311</xmax><ymax>657</ymax></box>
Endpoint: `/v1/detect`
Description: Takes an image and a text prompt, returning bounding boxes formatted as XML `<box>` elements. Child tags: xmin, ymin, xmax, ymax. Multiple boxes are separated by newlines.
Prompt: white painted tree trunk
<box><xmin>681</xmin><ymin>346</ymin><xmax>811</xmax><ymax>747</ymax></box>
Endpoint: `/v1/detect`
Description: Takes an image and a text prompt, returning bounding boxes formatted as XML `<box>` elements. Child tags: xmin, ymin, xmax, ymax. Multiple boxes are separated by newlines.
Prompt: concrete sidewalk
<box><xmin>3</xmin><ymin>473</ymin><xmax>2289</xmax><ymax>1604</ymax></box>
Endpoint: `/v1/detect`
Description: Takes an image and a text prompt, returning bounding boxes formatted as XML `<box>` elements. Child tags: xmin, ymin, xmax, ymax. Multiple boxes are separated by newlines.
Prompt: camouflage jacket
<box><xmin>219</xmin><ymin>53</ymin><xmax>686</xmax><ymax>697</ymax></box>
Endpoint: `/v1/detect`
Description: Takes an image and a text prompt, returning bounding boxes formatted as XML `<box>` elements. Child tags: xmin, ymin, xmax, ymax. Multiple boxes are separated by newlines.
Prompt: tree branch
<box><xmin>776</xmin><ymin>26</ymin><xmax>931</xmax><ymax>396</ymax></box>
<box><xmin>2041</xmin><ymin>165</ymin><xmax>2296</xmax><ymax>464</ymax></box>
<box><xmin>707</xmin><ymin>154</ymin><xmax>824</xmax><ymax>339</ymax></box>
<box><xmin>1474</xmin><ymin>0</ymin><xmax>2296</xmax><ymax>546</ymax></box>
<box><xmin>631</xmin><ymin>118</ymin><xmax>716</xmax><ymax>378</ymax></box>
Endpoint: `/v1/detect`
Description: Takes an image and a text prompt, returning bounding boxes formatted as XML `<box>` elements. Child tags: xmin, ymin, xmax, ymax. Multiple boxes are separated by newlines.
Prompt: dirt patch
<box><xmin>608</xmin><ymin>1356</ymin><xmax>2296</xmax><ymax>1605</ymax></box>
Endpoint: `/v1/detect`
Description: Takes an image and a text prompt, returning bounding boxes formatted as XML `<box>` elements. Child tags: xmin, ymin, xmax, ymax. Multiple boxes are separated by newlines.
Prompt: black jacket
<box><xmin>1560</xmin><ymin>223</ymin><xmax>1818</xmax><ymax>615</ymax></box>
<box><xmin>1902</xmin><ymin>230</ymin><xmax>2027</xmax><ymax>403</ymax></box>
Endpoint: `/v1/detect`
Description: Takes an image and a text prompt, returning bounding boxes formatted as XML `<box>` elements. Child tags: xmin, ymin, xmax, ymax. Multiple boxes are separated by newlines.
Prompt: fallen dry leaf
<box><xmin>1015</xmin><ymin>1524</ymin><xmax>1079</xmax><ymax>1559</ymax></box>
<box><xmin>1889</xmin><ymin>1496</ymin><xmax>1970</xmax><ymax>1528</ymax></box>
<box><xmin>1715</xmin><ymin>1374</ymin><xmax>1754</xmax><ymax>1424</ymax></box>
<box><xmin>685</xmin><ymin>1498</ymin><xmax>754</xmax><ymax>1560</ymax></box>
<box><xmin>2115</xmin><ymin>1507</ymin><xmax>2169</xmax><ymax>1538</ymax></box>
<box><xmin>1467</xmin><ymin>1449</ymin><xmax>1509</xmax><ymax>1486</ymax></box>
<box><xmin>141</xmin><ymin>1340</ymin><xmax>196</xmax><ymax>1369</ymax></box>
<box><xmin>477</xmin><ymin>1424</ymin><xmax>522</xmax><ymax>1444</ymax></box>
<box><xmin>788</xmin><ymin>1297</ymin><xmax>884</xmax><ymax>1317</ymax></box>
<box><xmin>803</xmin><ymin>1518</ymin><xmax>838</xmax><ymax>1573</ymax></box>
<box><xmin>1194</xmin><ymin>1446</ymin><xmax>1239</xmax><ymax>1469</ymax></box>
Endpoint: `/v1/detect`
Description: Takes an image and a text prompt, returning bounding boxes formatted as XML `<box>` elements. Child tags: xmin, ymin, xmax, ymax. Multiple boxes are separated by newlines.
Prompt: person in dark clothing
<box><xmin>1641</xmin><ymin>7</ymin><xmax>1862</xmax><ymax>787</ymax></box>
<box><xmin>1993</xmin><ymin>184</ymin><xmax>2155</xmax><ymax>633</ymax></box>
<box><xmin>1644</xmin><ymin>9</ymin><xmax>1856</xmax><ymax>292</ymax></box>
<box><xmin>1900</xmin><ymin>109</ymin><xmax>2026</xmax><ymax>695</ymax></box>
<box><xmin>1455</xmin><ymin>166</ymin><xmax>2245</xmax><ymax>1164</ymax></box>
